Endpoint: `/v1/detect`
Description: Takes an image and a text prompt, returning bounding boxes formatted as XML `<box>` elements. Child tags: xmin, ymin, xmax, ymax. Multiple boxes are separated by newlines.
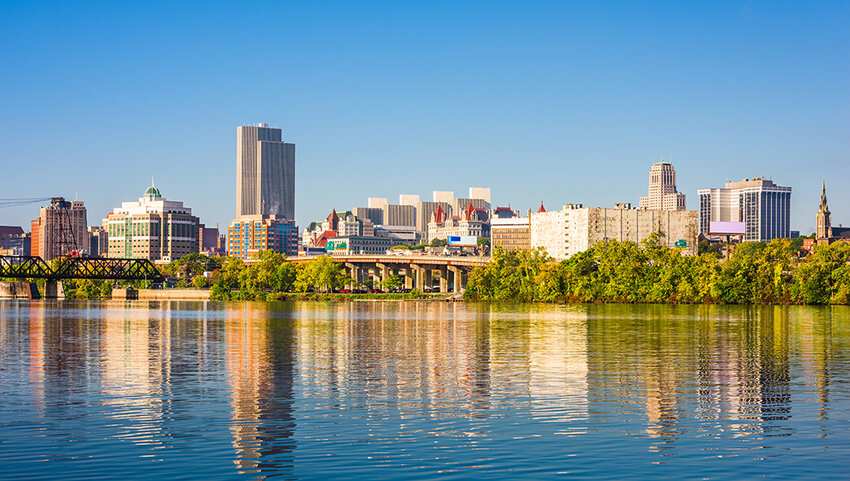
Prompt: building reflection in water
<box><xmin>226</xmin><ymin>302</ymin><xmax>296</xmax><ymax>477</ymax></box>
<box><xmin>2</xmin><ymin>298</ymin><xmax>843</xmax><ymax>476</ymax></box>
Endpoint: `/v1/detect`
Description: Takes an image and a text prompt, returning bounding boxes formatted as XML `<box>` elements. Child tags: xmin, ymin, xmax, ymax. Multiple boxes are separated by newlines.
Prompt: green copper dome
<box><xmin>144</xmin><ymin>178</ymin><xmax>162</xmax><ymax>199</ymax></box>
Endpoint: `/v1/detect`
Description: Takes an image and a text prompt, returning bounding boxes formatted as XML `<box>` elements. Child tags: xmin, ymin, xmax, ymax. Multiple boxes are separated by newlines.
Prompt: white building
<box><xmin>639</xmin><ymin>162</ymin><xmax>686</xmax><ymax>211</ymax></box>
<box><xmin>531</xmin><ymin>204</ymin><xmax>698</xmax><ymax>260</ymax></box>
<box><xmin>697</xmin><ymin>177</ymin><xmax>791</xmax><ymax>241</ymax></box>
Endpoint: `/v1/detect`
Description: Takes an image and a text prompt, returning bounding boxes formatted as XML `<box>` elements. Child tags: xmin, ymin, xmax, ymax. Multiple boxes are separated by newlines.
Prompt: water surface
<box><xmin>0</xmin><ymin>300</ymin><xmax>848</xmax><ymax>479</ymax></box>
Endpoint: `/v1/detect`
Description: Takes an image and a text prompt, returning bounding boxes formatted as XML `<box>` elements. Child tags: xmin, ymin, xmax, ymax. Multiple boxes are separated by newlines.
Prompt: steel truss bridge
<box><xmin>0</xmin><ymin>256</ymin><xmax>164</xmax><ymax>282</ymax></box>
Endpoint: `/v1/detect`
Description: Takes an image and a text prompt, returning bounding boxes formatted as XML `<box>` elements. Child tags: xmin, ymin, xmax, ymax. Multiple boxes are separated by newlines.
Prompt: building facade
<box><xmin>324</xmin><ymin>235</ymin><xmax>407</xmax><ymax>255</ymax></box>
<box><xmin>88</xmin><ymin>226</ymin><xmax>108</xmax><ymax>257</ymax></box>
<box><xmin>697</xmin><ymin>177</ymin><xmax>791</xmax><ymax>241</ymax></box>
<box><xmin>31</xmin><ymin>198</ymin><xmax>88</xmax><ymax>261</ymax></box>
<box><xmin>227</xmin><ymin>215</ymin><xmax>298</xmax><ymax>259</ymax></box>
<box><xmin>639</xmin><ymin>162</ymin><xmax>686</xmax><ymax>211</ymax></box>
<box><xmin>104</xmin><ymin>183</ymin><xmax>200</xmax><ymax>262</ymax></box>
<box><xmin>236</xmin><ymin>124</ymin><xmax>296</xmax><ymax>220</ymax></box>
<box><xmin>531</xmin><ymin>204</ymin><xmax>698</xmax><ymax>260</ymax></box>
<box><xmin>428</xmin><ymin>203</ymin><xmax>490</xmax><ymax>242</ymax></box>
<box><xmin>491</xmin><ymin>216</ymin><xmax>531</xmax><ymax>251</ymax></box>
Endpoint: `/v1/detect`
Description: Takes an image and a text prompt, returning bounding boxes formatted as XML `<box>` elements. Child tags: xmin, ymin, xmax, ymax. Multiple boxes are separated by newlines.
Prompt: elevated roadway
<box><xmin>289</xmin><ymin>254</ymin><xmax>489</xmax><ymax>293</ymax></box>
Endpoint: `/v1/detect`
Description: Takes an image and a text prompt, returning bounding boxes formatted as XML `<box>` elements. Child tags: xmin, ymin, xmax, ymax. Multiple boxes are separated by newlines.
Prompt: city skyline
<box><xmin>1</xmin><ymin>2</ymin><xmax>848</xmax><ymax>233</ymax></box>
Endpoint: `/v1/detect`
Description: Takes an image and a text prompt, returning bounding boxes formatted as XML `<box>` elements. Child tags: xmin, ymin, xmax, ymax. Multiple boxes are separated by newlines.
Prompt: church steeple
<box><xmin>817</xmin><ymin>180</ymin><xmax>831</xmax><ymax>239</ymax></box>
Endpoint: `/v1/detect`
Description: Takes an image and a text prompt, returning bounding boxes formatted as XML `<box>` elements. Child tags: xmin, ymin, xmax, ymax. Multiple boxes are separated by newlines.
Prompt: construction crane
<box><xmin>0</xmin><ymin>197</ymin><xmax>53</xmax><ymax>208</ymax></box>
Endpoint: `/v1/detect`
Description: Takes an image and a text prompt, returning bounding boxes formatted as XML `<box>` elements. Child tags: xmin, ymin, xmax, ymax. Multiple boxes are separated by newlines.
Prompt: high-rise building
<box><xmin>353</xmin><ymin>207</ymin><xmax>384</xmax><ymax>226</ymax></box>
<box><xmin>531</xmin><ymin>203</ymin><xmax>698</xmax><ymax>260</ymax></box>
<box><xmin>31</xmin><ymin>198</ymin><xmax>88</xmax><ymax>261</ymax></box>
<box><xmin>469</xmin><ymin>187</ymin><xmax>491</xmax><ymax>204</ymax></box>
<box><xmin>384</xmin><ymin>204</ymin><xmax>416</xmax><ymax>227</ymax></box>
<box><xmin>104</xmin><ymin>182</ymin><xmax>200</xmax><ymax>262</ymax></box>
<box><xmin>453</xmin><ymin>198</ymin><xmax>490</xmax><ymax>217</ymax></box>
<box><xmin>88</xmin><ymin>226</ymin><xmax>108</xmax><ymax>257</ymax></box>
<box><xmin>433</xmin><ymin>191</ymin><xmax>454</xmax><ymax>205</ymax></box>
<box><xmin>399</xmin><ymin>194</ymin><xmax>420</xmax><ymax>206</ymax></box>
<box><xmin>639</xmin><ymin>162</ymin><xmax>686</xmax><ymax>211</ymax></box>
<box><xmin>367</xmin><ymin>197</ymin><xmax>388</xmax><ymax>210</ymax></box>
<box><xmin>227</xmin><ymin>216</ymin><xmax>298</xmax><ymax>259</ymax></box>
<box><xmin>236</xmin><ymin>124</ymin><xmax>295</xmax><ymax>220</ymax></box>
<box><xmin>416</xmin><ymin>201</ymin><xmax>451</xmax><ymax>234</ymax></box>
<box><xmin>697</xmin><ymin>177</ymin><xmax>791</xmax><ymax>241</ymax></box>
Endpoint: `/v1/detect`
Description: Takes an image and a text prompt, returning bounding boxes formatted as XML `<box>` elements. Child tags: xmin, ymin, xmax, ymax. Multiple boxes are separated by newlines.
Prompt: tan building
<box><xmin>30</xmin><ymin>198</ymin><xmax>88</xmax><ymax>261</ymax></box>
<box><xmin>237</xmin><ymin>124</ymin><xmax>295</xmax><ymax>220</ymax></box>
<box><xmin>639</xmin><ymin>162</ymin><xmax>686</xmax><ymax>211</ymax></box>
<box><xmin>104</xmin><ymin>182</ymin><xmax>200</xmax><ymax>262</ymax></box>
<box><xmin>491</xmin><ymin>216</ymin><xmax>531</xmax><ymax>251</ymax></box>
<box><xmin>531</xmin><ymin>203</ymin><xmax>698</xmax><ymax>260</ymax></box>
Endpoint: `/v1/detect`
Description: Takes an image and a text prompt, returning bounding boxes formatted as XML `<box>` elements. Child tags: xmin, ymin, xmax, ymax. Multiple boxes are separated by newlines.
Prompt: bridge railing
<box><xmin>0</xmin><ymin>255</ymin><xmax>53</xmax><ymax>279</ymax></box>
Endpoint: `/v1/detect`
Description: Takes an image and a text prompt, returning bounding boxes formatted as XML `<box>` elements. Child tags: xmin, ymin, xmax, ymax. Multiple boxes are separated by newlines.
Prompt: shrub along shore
<box><xmin>26</xmin><ymin>235</ymin><xmax>850</xmax><ymax>304</ymax></box>
<box><xmin>464</xmin><ymin>234</ymin><xmax>850</xmax><ymax>305</ymax></box>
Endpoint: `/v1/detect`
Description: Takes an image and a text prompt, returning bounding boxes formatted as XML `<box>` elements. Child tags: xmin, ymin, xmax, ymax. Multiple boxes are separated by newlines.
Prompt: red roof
<box><xmin>313</xmin><ymin>230</ymin><xmax>337</xmax><ymax>247</ymax></box>
<box><xmin>537</xmin><ymin>202</ymin><xmax>546</xmax><ymax>213</ymax></box>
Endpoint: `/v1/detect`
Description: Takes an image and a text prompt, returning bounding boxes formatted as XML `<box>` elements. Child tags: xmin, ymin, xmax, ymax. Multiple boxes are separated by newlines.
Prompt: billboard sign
<box><xmin>709</xmin><ymin>221</ymin><xmax>746</xmax><ymax>235</ymax></box>
<box><xmin>447</xmin><ymin>235</ymin><xmax>478</xmax><ymax>247</ymax></box>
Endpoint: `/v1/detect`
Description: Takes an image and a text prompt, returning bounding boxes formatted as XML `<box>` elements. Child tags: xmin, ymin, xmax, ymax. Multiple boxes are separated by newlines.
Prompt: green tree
<box><xmin>381</xmin><ymin>275</ymin><xmax>403</xmax><ymax>291</ymax></box>
<box><xmin>192</xmin><ymin>275</ymin><xmax>209</xmax><ymax>289</ymax></box>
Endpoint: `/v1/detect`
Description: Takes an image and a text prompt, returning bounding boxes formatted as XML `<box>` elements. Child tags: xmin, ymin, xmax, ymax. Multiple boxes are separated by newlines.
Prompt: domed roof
<box><xmin>144</xmin><ymin>177</ymin><xmax>162</xmax><ymax>199</ymax></box>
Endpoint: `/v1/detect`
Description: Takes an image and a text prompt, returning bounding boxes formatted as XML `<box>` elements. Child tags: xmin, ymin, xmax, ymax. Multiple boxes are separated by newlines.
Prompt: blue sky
<box><xmin>1</xmin><ymin>1</ymin><xmax>848</xmax><ymax>233</ymax></box>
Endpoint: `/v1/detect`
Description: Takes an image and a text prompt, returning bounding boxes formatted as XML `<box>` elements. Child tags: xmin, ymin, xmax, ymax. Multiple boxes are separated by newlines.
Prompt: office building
<box><xmin>104</xmin><ymin>182</ymin><xmax>200</xmax><ymax>262</ymax></box>
<box><xmin>227</xmin><ymin>216</ymin><xmax>298</xmax><ymax>259</ymax></box>
<box><xmin>0</xmin><ymin>227</ymin><xmax>30</xmax><ymax>256</ymax></box>
<box><xmin>697</xmin><ymin>177</ymin><xmax>791</xmax><ymax>241</ymax></box>
<box><xmin>531</xmin><ymin>203</ymin><xmax>698</xmax><ymax>260</ymax></box>
<box><xmin>433</xmin><ymin>191</ymin><xmax>454</xmax><ymax>205</ymax></box>
<box><xmin>368</xmin><ymin>197</ymin><xmax>388</xmax><ymax>211</ymax></box>
<box><xmin>469</xmin><ymin>187</ymin><xmax>491</xmax><ymax>204</ymax></box>
<box><xmin>353</xmin><ymin>207</ymin><xmax>384</xmax><ymax>226</ymax></box>
<box><xmin>639</xmin><ymin>162</ymin><xmax>686</xmax><ymax>211</ymax></box>
<box><xmin>88</xmin><ymin>226</ymin><xmax>108</xmax><ymax>257</ymax></box>
<box><xmin>324</xmin><ymin>235</ymin><xmax>408</xmax><ymax>256</ymax></box>
<box><xmin>236</xmin><ymin>124</ymin><xmax>295</xmax><ymax>220</ymax></box>
<box><xmin>385</xmin><ymin>204</ymin><xmax>416</xmax><ymax>227</ymax></box>
<box><xmin>453</xmin><ymin>198</ymin><xmax>490</xmax><ymax>217</ymax></box>
<box><xmin>491</xmin><ymin>216</ymin><xmax>531</xmax><ymax>251</ymax></box>
<box><xmin>399</xmin><ymin>194</ymin><xmax>420</xmax><ymax>206</ymax></box>
<box><xmin>31</xmin><ymin>198</ymin><xmax>88</xmax><ymax>261</ymax></box>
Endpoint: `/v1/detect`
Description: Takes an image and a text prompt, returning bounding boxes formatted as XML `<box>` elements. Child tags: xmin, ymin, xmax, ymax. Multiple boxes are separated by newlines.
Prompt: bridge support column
<box><xmin>424</xmin><ymin>268</ymin><xmax>433</xmax><ymax>290</ymax></box>
<box><xmin>448</xmin><ymin>266</ymin><xmax>462</xmax><ymax>293</ymax></box>
<box><xmin>43</xmin><ymin>280</ymin><xmax>65</xmax><ymax>300</ymax></box>
<box><xmin>345</xmin><ymin>263</ymin><xmax>359</xmax><ymax>288</ymax></box>
<box><xmin>403</xmin><ymin>267</ymin><xmax>414</xmax><ymax>289</ymax></box>
<box><xmin>414</xmin><ymin>265</ymin><xmax>423</xmax><ymax>290</ymax></box>
<box><xmin>439</xmin><ymin>267</ymin><xmax>449</xmax><ymax>293</ymax></box>
<box><xmin>376</xmin><ymin>263</ymin><xmax>389</xmax><ymax>287</ymax></box>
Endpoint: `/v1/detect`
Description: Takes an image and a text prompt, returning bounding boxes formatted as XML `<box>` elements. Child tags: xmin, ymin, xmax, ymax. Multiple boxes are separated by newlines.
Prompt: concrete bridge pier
<box><xmin>403</xmin><ymin>268</ymin><xmax>414</xmax><ymax>289</ymax></box>
<box><xmin>43</xmin><ymin>280</ymin><xmax>65</xmax><ymax>300</ymax></box>
<box><xmin>414</xmin><ymin>266</ymin><xmax>424</xmax><ymax>290</ymax></box>
<box><xmin>439</xmin><ymin>267</ymin><xmax>449</xmax><ymax>293</ymax></box>
<box><xmin>345</xmin><ymin>263</ymin><xmax>360</xmax><ymax>287</ymax></box>
<box><xmin>448</xmin><ymin>266</ymin><xmax>463</xmax><ymax>293</ymax></box>
<box><xmin>424</xmin><ymin>268</ymin><xmax>433</xmax><ymax>290</ymax></box>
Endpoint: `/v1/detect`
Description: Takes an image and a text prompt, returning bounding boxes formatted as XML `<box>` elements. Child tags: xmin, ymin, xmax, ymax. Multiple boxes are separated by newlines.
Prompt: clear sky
<box><xmin>1</xmin><ymin>1</ymin><xmax>848</xmax><ymax>234</ymax></box>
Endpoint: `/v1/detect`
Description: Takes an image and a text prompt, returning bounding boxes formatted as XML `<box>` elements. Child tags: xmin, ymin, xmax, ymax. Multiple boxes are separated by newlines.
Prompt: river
<box><xmin>0</xmin><ymin>300</ymin><xmax>848</xmax><ymax>479</ymax></box>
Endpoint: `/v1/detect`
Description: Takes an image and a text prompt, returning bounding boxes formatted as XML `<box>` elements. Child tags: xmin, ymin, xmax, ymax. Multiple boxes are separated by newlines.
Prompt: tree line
<box><xmin>464</xmin><ymin>234</ymin><xmax>850</xmax><ymax>304</ymax></box>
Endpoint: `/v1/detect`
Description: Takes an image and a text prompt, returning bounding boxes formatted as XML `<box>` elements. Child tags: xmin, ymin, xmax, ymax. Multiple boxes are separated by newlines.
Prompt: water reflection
<box><xmin>0</xmin><ymin>301</ymin><xmax>847</xmax><ymax>479</ymax></box>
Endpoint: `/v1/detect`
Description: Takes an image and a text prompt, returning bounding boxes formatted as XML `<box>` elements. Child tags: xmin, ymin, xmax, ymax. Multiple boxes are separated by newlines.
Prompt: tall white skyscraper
<box><xmin>639</xmin><ymin>162</ymin><xmax>686</xmax><ymax>211</ymax></box>
<box><xmin>236</xmin><ymin>123</ymin><xmax>295</xmax><ymax>220</ymax></box>
<box><xmin>469</xmin><ymin>187</ymin><xmax>491</xmax><ymax>204</ymax></box>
